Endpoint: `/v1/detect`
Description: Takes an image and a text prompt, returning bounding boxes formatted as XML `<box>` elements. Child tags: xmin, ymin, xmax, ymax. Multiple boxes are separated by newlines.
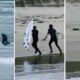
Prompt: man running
<box><xmin>32</xmin><ymin>26</ymin><xmax>42</xmax><ymax>55</ymax></box>
<box><xmin>42</xmin><ymin>24</ymin><xmax>62</xmax><ymax>54</ymax></box>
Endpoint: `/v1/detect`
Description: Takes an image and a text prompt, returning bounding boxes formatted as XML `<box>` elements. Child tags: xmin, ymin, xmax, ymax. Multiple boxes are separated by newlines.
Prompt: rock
<box><xmin>72</xmin><ymin>28</ymin><xmax>80</xmax><ymax>31</ymax></box>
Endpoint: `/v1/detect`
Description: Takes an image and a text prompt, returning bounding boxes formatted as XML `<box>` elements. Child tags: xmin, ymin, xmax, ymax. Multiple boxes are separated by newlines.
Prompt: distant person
<box><xmin>32</xmin><ymin>26</ymin><xmax>42</xmax><ymax>55</ymax></box>
<box><xmin>1</xmin><ymin>34</ymin><xmax>10</xmax><ymax>45</ymax></box>
<box><xmin>42</xmin><ymin>24</ymin><xmax>62</xmax><ymax>54</ymax></box>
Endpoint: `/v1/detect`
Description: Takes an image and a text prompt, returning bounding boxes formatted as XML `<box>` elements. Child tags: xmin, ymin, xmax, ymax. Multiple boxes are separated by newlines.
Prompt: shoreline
<box><xmin>15</xmin><ymin>54</ymin><xmax>64</xmax><ymax>65</ymax></box>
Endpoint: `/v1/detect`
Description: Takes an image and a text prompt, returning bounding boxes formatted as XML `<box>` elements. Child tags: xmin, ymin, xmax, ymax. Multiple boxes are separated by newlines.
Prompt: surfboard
<box><xmin>56</xmin><ymin>32</ymin><xmax>64</xmax><ymax>40</ymax></box>
<box><xmin>23</xmin><ymin>19</ymin><xmax>33</xmax><ymax>49</ymax></box>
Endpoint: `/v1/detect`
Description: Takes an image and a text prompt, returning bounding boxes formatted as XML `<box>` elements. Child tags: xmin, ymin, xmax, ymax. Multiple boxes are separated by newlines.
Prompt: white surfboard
<box><xmin>23</xmin><ymin>19</ymin><xmax>33</xmax><ymax>49</ymax></box>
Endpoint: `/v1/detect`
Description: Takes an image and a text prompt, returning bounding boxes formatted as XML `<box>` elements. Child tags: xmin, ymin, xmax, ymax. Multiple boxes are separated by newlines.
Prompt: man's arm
<box><xmin>42</xmin><ymin>30</ymin><xmax>49</xmax><ymax>41</ymax></box>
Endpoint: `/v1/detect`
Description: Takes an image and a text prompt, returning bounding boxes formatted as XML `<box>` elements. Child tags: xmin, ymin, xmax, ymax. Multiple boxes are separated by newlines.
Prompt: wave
<box><xmin>66</xmin><ymin>77</ymin><xmax>80</xmax><ymax>80</ymax></box>
<box><xmin>16</xmin><ymin>63</ymin><xmax>64</xmax><ymax>76</ymax></box>
<box><xmin>2</xmin><ymin>8</ymin><xmax>13</xmax><ymax>12</ymax></box>
<box><xmin>0</xmin><ymin>42</ymin><xmax>14</xmax><ymax>57</ymax></box>
<box><xmin>66</xmin><ymin>72</ymin><xmax>80</xmax><ymax>79</ymax></box>
<box><xmin>0</xmin><ymin>1</ymin><xmax>14</xmax><ymax>3</ymax></box>
<box><xmin>0</xmin><ymin>57</ymin><xmax>14</xmax><ymax>64</ymax></box>
<box><xmin>16</xmin><ymin>72</ymin><xmax>64</xmax><ymax>80</ymax></box>
<box><xmin>0</xmin><ymin>15</ymin><xmax>13</xmax><ymax>18</ymax></box>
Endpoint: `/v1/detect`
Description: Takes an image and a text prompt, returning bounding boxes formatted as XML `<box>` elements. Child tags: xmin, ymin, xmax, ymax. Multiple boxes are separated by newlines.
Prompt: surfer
<box><xmin>32</xmin><ymin>26</ymin><xmax>42</xmax><ymax>55</ymax></box>
<box><xmin>1</xmin><ymin>34</ymin><xmax>10</xmax><ymax>45</ymax></box>
<box><xmin>42</xmin><ymin>24</ymin><xmax>62</xmax><ymax>54</ymax></box>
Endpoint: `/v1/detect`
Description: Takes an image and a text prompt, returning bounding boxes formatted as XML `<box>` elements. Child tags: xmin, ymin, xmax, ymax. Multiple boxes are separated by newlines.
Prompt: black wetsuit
<box><xmin>48</xmin><ymin>28</ymin><xmax>62</xmax><ymax>54</ymax></box>
<box><xmin>48</xmin><ymin>28</ymin><xmax>57</xmax><ymax>42</ymax></box>
<box><xmin>32</xmin><ymin>29</ymin><xmax>41</xmax><ymax>55</ymax></box>
<box><xmin>1</xmin><ymin>34</ymin><xmax>9</xmax><ymax>45</ymax></box>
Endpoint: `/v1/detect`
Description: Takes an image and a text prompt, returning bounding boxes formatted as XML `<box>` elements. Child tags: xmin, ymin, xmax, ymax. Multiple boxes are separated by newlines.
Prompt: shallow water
<box><xmin>15</xmin><ymin>62</ymin><xmax>64</xmax><ymax>80</ymax></box>
<box><xmin>16</xmin><ymin>72</ymin><xmax>64</xmax><ymax>80</ymax></box>
<box><xmin>16</xmin><ymin>62</ymin><xmax>64</xmax><ymax>73</ymax></box>
<box><xmin>0</xmin><ymin>64</ymin><xmax>14</xmax><ymax>80</ymax></box>
<box><xmin>15</xmin><ymin>55</ymin><xmax>64</xmax><ymax>79</ymax></box>
<box><xmin>66</xmin><ymin>72</ymin><xmax>80</xmax><ymax>80</ymax></box>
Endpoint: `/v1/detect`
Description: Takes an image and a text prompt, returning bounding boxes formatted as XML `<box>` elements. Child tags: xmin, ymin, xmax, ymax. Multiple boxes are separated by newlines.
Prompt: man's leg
<box><xmin>35</xmin><ymin>43</ymin><xmax>42</xmax><ymax>55</ymax></box>
<box><xmin>32</xmin><ymin>42</ymin><xmax>37</xmax><ymax>53</ymax></box>
<box><xmin>49</xmin><ymin>39</ymin><xmax>53</xmax><ymax>53</ymax></box>
<box><xmin>55</xmin><ymin>41</ymin><xmax>62</xmax><ymax>54</ymax></box>
<box><xmin>32</xmin><ymin>42</ymin><xmax>41</xmax><ymax>55</ymax></box>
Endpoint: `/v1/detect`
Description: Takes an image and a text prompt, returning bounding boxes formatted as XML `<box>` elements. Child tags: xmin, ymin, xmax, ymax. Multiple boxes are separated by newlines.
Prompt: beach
<box><xmin>66</xmin><ymin>3</ymin><xmax>80</xmax><ymax>61</ymax></box>
<box><xmin>15</xmin><ymin>7</ymin><xmax>64</xmax><ymax>57</ymax></box>
<box><xmin>15</xmin><ymin>6</ymin><xmax>64</xmax><ymax>80</ymax></box>
<box><xmin>66</xmin><ymin>2</ymin><xmax>80</xmax><ymax>79</ymax></box>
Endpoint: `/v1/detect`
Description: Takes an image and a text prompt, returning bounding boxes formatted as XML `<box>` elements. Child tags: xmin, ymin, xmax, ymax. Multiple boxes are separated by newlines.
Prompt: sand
<box><xmin>15</xmin><ymin>7</ymin><xmax>64</xmax><ymax>58</ymax></box>
<box><xmin>66</xmin><ymin>3</ymin><xmax>80</xmax><ymax>61</ymax></box>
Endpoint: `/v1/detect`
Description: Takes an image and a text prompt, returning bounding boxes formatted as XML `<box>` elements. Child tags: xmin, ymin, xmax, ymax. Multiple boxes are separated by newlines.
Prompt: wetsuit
<box><xmin>48</xmin><ymin>28</ymin><xmax>62</xmax><ymax>54</ymax></box>
<box><xmin>32</xmin><ymin>29</ymin><xmax>41</xmax><ymax>55</ymax></box>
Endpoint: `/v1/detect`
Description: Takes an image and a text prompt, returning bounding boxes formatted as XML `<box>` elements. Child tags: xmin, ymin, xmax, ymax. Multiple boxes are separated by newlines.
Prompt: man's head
<box><xmin>33</xmin><ymin>26</ymin><xmax>37</xmax><ymax>30</ymax></box>
<box><xmin>49</xmin><ymin>24</ymin><xmax>53</xmax><ymax>29</ymax></box>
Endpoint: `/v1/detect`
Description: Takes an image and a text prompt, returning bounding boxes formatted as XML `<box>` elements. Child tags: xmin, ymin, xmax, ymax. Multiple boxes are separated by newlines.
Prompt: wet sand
<box><xmin>66</xmin><ymin>61</ymin><xmax>80</xmax><ymax>72</ymax></box>
<box><xmin>15</xmin><ymin>54</ymin><xmax>64</xmax><ymax>65</ymax></box>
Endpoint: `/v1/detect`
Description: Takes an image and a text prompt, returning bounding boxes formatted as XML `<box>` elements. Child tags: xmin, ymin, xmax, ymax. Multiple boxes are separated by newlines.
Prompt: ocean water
<box><xmin>0</xmin><ymin>1</ymin><xmax>14</xmax><ymax>80</ymax></box>
<box><xmin>15</xmin><ymin>62</ymin><xmax>64</xmax><ymax>80</ymax></box>
<box><xmin>0</xmin><ymin>63</ymin><xmax>14</xmax><ymax>80</ymax></box>
<box><xmin>66</xmin><ymin>72</ymin><xmax>80</xmax><ymax>80</ymax></box>
<box><xmin>16</xmin><ymin>72</ymin><xmax>64</xmax><ymax>80</ymax></box>
<box><xmin>67</xmin><ymin>78</ymin><xmax>80</xmax><ymax>80</ymax></box>
<box><xmin>0</xmin><ymin>0</ymin><xmax>14</xmax><ymax>42</ymax></box>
